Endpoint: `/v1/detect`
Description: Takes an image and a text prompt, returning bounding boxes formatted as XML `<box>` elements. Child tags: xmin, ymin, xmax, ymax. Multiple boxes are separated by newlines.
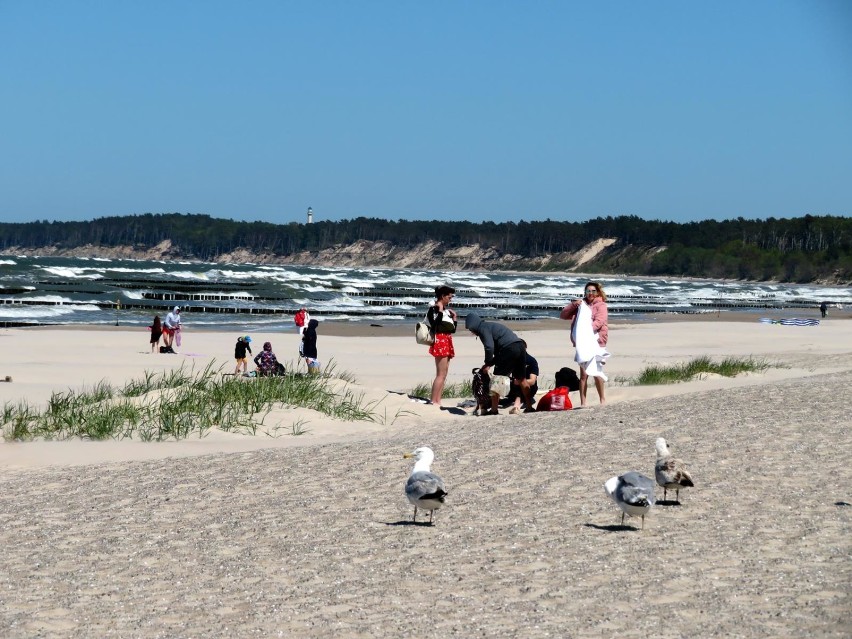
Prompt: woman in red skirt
<box><xmin>427</xmin><ymin>285</ymin><xmax>458</xmax><ymax>407</ymax></box>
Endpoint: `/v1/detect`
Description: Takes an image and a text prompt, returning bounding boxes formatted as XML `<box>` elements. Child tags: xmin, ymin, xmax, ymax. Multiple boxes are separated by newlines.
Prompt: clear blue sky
<box><xmin>1</xmin><ymin>1</ymin><xmax>850</xmax><ymax>225</ymax></box>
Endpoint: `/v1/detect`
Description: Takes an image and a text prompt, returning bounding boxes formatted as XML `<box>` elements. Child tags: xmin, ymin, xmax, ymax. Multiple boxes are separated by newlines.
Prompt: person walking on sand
<box><xmin>820</xmin><ymin>302</ymin><xmax>828</xmax><ymax>318</ymax></box>
<box><xmin>234</xmin><ymin>335</ymin><xmax>253</xmax><ymax>375</ymax></box>
<box><xmin>427</xmin><ymin>285</ymin><xmax>458</xmax><ymax>407</ymax></box>
<box><xmin>149</xmin><ymin>315</ymin><xmax>162</xmax><ymax>353</ymax></box>
<box><xmin>464</xmin><ymin>313</ymin><xmax>532</xmax><ymax>415</ymax></box>
<box><xmin>560</xmin><ymin>281</ymin><xmax>610</xmax><ymax>406</ymax></box>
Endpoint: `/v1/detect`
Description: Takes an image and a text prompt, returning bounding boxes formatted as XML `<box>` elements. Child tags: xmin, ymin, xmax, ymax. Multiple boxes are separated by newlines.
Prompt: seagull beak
<box><xmin>403</xmin><ymin>452</ymin><xmax>414</xmax><ymax>459</ymax></box>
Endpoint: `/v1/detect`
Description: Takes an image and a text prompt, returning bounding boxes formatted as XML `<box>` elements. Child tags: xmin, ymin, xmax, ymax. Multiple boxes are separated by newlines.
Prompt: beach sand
<box><xmin>0</xmin><ymin>317</ymin><xmax>850</xmax><ymax>637</ymax></box>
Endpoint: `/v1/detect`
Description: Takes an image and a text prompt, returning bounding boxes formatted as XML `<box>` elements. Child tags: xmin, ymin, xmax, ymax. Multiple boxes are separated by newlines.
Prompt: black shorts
<box><xmin>493</xmin><ymin>341</ymin><xmax>526</xmax><ymax>380</ymax></box>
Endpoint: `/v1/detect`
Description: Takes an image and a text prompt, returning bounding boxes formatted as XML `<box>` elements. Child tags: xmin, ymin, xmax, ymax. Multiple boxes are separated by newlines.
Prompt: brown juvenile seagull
<box><xmin>655</xmin><ymin>437</ymin><xmax>695</xmax><ymax>503</ymax></box>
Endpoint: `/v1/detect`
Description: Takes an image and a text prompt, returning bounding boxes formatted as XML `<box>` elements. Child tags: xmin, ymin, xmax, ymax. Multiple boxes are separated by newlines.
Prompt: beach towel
<box><xmin>571</xmin><ymin>301</ymin><xmax>610</xmax><ymax>382</ymax></box>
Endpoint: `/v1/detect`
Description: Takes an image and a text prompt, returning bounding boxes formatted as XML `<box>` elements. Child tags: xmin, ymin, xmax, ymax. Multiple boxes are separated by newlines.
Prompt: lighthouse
<box><xmin>307</xmin><ymin>206</ymin><xmax>313</xmax><ymax>224</ymax></box>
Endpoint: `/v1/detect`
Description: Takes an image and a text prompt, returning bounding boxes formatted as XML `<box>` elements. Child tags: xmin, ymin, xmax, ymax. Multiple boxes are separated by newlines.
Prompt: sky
<box><xmin>1</xmin><ymin>1</ymin><xmax>850</xmax><ymax>225</ymax></box>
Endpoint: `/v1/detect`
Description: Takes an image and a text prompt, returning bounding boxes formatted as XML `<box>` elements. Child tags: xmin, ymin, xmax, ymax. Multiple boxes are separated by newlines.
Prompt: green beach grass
<box><xmin>630</xmin><ymin>355</ymin><xmax>772</xmax><ymax>385</ymax></box>
<box><xmin>1</xmin><ymin>360</ymin><xmax>381</xmax><ymax>442</ymax></box>
<box><xmin>409</xmin><ymin>379</ymin><xmax>474</xmax><ymax>400</ymax></box>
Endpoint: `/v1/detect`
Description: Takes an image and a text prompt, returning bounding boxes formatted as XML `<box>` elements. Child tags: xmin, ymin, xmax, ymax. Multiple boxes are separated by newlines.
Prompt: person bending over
<box><xmin>464</xmin><ymin>313</ymin><xmax>531</xmax><ymax>415</ymax></box>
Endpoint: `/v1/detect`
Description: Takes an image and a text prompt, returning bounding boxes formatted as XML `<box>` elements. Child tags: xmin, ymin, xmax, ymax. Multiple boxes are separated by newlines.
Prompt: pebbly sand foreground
<box><xmin>0</xmin><ymin>317</ymin><xmax>850</xmax><ymax>637</ymax></box>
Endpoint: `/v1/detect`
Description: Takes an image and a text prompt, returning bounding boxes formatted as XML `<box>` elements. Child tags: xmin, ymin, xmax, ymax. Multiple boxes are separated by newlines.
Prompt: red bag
<box><xmin>536</xmin><ymin>387</ymin><xmax>573</xmax><ymax>412</ymax></box>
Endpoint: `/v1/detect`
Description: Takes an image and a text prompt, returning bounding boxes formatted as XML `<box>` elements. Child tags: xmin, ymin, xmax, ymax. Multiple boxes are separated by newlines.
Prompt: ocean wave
<box><xmin>105</xmin><ymin>267</ymin><xmax>167</xmax><ymax>274</ymax></box>
<box><xmin>13</xmin><ymin>294</ymin><xmax>103</xmax><ymax>304</ymax></box>
<box><xmin>39</xmin><ymin>267</ymin><xmax>104</xmax><ymax>279</ymax></box>
<box><xmin>0</xmin><ymin>304</ymin><xmax>100</xmax><ymax>318</ymax></box>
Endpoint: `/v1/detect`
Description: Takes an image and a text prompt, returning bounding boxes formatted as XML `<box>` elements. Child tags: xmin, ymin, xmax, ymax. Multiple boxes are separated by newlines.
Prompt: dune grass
<box><xmin>1</xmin><ymin>360</ymin><xmax>378</xmax><ymax>442</ymax></box>
<box><xmin>409</xmin><ymin>379</ymin><xmax>474</xmax><ymax>400</ymax></box>
<box><xmin>633</xmin><ymin>355</ymin><xmax>771</xmax><ymax>385</ymax></box>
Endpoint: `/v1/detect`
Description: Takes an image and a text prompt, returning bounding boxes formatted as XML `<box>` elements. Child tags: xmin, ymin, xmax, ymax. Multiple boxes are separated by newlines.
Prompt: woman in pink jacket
<box><xmin>560</xmin><ymin>281</ymin><xmax>609</xmax><ymax>406</ymax></box>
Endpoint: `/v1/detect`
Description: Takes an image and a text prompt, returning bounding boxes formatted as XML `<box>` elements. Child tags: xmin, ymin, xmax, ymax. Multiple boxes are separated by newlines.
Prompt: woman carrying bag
<box><xmin>427</xmin><ymin>285</ymin><xmax>458</xmax><ymax>408</ymax></box>
<box><xmin>560</xmin><ymin>281</ymin><xmax>610</xmax><ymax>406</ymax></box>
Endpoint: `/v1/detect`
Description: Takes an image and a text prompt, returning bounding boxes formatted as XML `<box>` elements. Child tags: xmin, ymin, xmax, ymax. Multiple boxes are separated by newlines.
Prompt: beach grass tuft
<box><xmin>1</xmin><ymin>360</ymin><xmax>378</xmax><ymax>442</ymax></box>
<box><xmin>633</xmin><ymin>355</ymin><xmax>771</xmax><ymax>385</ymax></box>
<box><xmin>409</xmin><ymin>379</ymin><xmax>474</xmax><ymax>399</ymax></box>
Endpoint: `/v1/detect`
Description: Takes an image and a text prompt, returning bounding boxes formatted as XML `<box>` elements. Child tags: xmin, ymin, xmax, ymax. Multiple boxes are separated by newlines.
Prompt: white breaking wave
<box><xmin>39</xmin><ymin>267</ymin><xmax>104</xmax><ymax>279</ymax></box>
<box><xmin>0</xmin><ymin>304</ymin><xmax>100</xmax><ymax>319</ymax></box>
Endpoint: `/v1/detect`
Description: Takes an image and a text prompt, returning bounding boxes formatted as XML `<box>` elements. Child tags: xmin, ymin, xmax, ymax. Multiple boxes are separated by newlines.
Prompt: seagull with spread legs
<box><xmin>403</xmin><ymin>446</ymin><xmax>447</xmax><ymax>524</ymax></box>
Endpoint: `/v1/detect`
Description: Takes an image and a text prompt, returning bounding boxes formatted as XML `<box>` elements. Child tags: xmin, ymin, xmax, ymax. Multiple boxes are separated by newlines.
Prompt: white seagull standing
<box><xmin>403</xmin><ymin>446</ymin><xmax>447</xmax><ymax>524</ymax></box>
<box><xmin>655</xmin><ymin>437</ymin><xmax>695</xmax><ymax>503</ymax></box>
<box><xmin>604</xmin><ymin>471</ymin><xmax>656</xmax><ymax>529</ymax></box>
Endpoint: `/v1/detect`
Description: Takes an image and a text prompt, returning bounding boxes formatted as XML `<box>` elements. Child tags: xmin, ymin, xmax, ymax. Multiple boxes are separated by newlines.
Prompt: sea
<box><xmin>0</xmin><ymin>255</ymin><xmax>848</xmax><ymax>330</ymax></box>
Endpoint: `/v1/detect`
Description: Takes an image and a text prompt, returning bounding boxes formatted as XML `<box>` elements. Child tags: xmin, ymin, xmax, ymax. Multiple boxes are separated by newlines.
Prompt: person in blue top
<box><xmin>464</xmin><ymin>313</ymin><xmax>532</xmax><ymax>415</ymax></box>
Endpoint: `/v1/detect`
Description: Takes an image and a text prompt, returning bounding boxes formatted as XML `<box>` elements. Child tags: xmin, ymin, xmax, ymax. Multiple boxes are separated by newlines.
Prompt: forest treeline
<box><xmin>0</xmin><ymin>213</ymin><xmax>849</xmax><ymax>283</ymax></box>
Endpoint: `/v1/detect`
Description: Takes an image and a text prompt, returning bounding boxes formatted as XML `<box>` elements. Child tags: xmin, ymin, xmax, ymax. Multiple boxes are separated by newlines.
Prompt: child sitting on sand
<box><xmin>254</xmin><ymin>341</ymin><xmax>283</xmax><ymax>377</ymax></box>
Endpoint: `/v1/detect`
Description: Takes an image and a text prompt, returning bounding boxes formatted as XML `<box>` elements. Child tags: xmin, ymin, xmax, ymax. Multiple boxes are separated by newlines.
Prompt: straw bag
<box><xmin>489</xmin><ymin>375</ymin><xmax>511</xmax><ymax>398</ymax></box>
<box><xmin>415</xmin><ymin>320</ymin><xmax>435</xmax><ymax>346</ymax></box>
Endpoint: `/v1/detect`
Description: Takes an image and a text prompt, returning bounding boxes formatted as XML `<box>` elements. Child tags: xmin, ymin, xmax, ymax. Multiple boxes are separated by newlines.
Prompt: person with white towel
<box><xmin>560</xmin><ymin>281</ymin><xmax>610</xmax><ymax>406</ymax></box>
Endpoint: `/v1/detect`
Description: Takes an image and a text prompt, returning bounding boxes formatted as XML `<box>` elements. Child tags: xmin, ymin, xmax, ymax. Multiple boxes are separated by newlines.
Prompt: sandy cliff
<box><xmin>7</xmin><ymin>238</ymin><xmax>620</xmax><ymax>272</ymax></box>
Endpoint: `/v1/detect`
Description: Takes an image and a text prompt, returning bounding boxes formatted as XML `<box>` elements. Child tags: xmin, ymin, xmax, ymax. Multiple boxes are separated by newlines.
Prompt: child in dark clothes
<box><xmin>234</xmin><ymin>335</ymin><xmax>253</xmax><ymax>374</ymax></box>
<box><xmin>149</xmin><ymin>316</ymin><xmax>162</xmax><ymax>353</ymax></box>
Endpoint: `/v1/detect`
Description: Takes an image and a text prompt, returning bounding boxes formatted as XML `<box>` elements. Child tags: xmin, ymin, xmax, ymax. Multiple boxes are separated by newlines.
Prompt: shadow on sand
<box><xmin>583</xmin><ymin>523</ymin><xmax>641</xmax><ymax>532</ymax></box>
<box><xmin>656</xmin><ymin>499</ymin><xmax>682</xmax><ymax>507</ymax></box>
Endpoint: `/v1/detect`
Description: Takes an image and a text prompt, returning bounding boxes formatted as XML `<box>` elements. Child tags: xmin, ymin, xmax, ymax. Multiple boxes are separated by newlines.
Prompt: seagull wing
<box><xmin>406</xmin><ymin>471</ymin><xmax>447</xmax><ymax>503</ymax></box>
<box><xmin>618</xmin><ymin>472</ymin><xmax>656</xmax><ymax>507</ymax></box>
<box><xmin>656</xmin><ymin>457</ymin><xmax>694</xmax><ymax>488</ymax></box>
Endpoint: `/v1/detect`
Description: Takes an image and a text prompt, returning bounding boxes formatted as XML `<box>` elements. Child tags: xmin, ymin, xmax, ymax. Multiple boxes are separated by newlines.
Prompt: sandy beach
<box><xmin>0</xmin><ymin>316</ymin><xmax>850</xmax><ymax>637</ymax></box>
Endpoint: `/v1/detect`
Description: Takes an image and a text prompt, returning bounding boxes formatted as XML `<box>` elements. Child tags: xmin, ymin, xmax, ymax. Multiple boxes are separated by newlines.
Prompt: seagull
<box><xmin>604</xmin><ymin>471</ymin><xmax>656</xmax><ymax>529</ymax></box>
<box><xmin>655</xmin><ymin>437</ymin><xmax>695</xmax><ymax>503</ymax></box>
<box><xmin>403</xmin><ymin>446</ymin><xmax>447</xmax><ymax>524</ymax></box>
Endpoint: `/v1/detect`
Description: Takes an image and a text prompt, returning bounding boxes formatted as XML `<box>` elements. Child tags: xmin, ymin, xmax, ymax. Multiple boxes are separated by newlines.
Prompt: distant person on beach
<box><xmin>301</xmin><ymin>319</ymin><xmax>321</xmax><ymax>373</ymax></box>
<box><xmin>820</xmin><ymin>302</ymin><xmax>828</xmax><ymax>318</ymax></box>
<box><xmin>427</xmin><ymin>285</ymin><xmax>458</xmax><ymax>407</ymax></box>
<box><xmin>560</xmin><ymin>281</ymin><xmax>609</xmax><ymax>406</ymax></box>
<box><xmin>465</xmin><ymin>312</ymin><xmax>531</xmax><ymax>415</ymax></box>
<box><xmin>163</xmin><ymin>306</ymin><xmax>181</xmax><ymax>352</ymax></box>
<box><xmin>149</xmin><ymin>315</ymin><xmax>162</xmax><ymax>354</ymax></box>
<box><xmin>234</xmin><ymin>335</ymin><xmax>253</xmax><ymax>375</ymax></box>
<box><xmin>502</xmin><ymin>344</ymin><xmax>539</xmax><ymax>414</ymax></box>
<box><xmin>254</xmin><ymin>341</ymin><xmax>283</xmax><ymax>377</ymax></box>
